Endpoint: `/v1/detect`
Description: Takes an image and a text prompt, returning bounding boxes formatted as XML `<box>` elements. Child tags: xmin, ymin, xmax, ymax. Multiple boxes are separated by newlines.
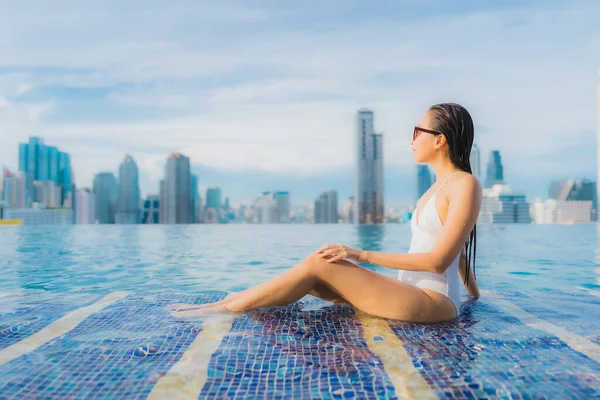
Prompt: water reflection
<box><xmin>0</xmin><ymin>224</ymin><xmax>598</xmax><ymax>294</ymax></box>
<box><xmin>15</xmin><ymin>227</ymin><xmax>76</xmax><ymax>292</ymax></box>
<box><xmin>355</xmin><ymin>225</ymin><xmax>385</xmax><ymax>252</ymax></box>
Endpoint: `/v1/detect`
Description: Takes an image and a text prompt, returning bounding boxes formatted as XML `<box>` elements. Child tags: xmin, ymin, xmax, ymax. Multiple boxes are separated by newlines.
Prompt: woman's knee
<box><xmin>303</xmin><ymin>252</ymin><xmax>331</xmax><ymax>276</ymax></box>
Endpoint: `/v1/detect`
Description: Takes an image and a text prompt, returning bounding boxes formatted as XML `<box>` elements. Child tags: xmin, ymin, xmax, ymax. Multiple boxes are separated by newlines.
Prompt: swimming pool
<box><xmin>0</xmin><ymin>224</ymin><xmax>598</xmax><ymax>399</ymax></box>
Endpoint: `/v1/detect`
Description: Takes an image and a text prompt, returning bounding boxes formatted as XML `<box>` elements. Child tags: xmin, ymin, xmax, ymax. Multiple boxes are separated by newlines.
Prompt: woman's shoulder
<box><xmin>449</xmin><ymin>173</ymin><xmax>482</xmax><ymax>201</ymax></box>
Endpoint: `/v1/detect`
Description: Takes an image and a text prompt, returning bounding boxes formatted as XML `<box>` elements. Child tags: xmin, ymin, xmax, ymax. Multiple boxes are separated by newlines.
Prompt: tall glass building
<box><xmin>191</xmin><ymin>174</ymin><xmax>199</xmax><ymax>223</ymax></box>
<box><xmin>354</xmin><ymin>109</ymin><xmax>384</xmax><ymax>224</ymax></box>
<box><xmin>162</xmin><ymin>153</ymin><xmax>192</xmax><ymax>224</ymax></box>
<box><xmin>116</xmin><ymin>155</ymin><xmax>140</xmax><ymax>224</ymax></box>
<box><xmin>93</xmin><ymin>172</ymin><xmax>118</xmax><ymax>224</ymax></box>
<box><xmin>74</xmin><ymin>188</ymin><xmax>95</xmax><ymax>224</ymax></box>
<box><xmin>274</xmin><ymin>191</ymin><xmax>290</xmax><ymax>223</ymax></box>
<box><xmin>485</xmin><ymin>150</ymin><xmax>504</xmax><ymax>188</ymax></box>
<box><xmin>206</xmin><ymin>187</ymin><xmax>222</xmax><ymax>210</ymax></box>
<box><xmin>314</xmin><ymin>190</ymin><xmax>338</xmax><ymax>224</ymax></box>
<box><xmin>18</xmin><ymin>137</ymin><xmax>73</xmax><ymax>206</ymax></box>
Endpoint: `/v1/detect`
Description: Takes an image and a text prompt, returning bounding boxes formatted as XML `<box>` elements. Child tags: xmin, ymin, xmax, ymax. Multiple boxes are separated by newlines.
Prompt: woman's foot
<box><xmin>168</xmin><ymin>294</ymin><xmax>239</xmax><ymax>312</ymax></box>
<box><xmin>168</xmin><ymin>303</ymin><xmax>215</xmax><ymax>312</ymax></box>
<box><xmin>171</xmin><ymin>304</ymin><xmax>230</xmax><ymax>317</ymax></box>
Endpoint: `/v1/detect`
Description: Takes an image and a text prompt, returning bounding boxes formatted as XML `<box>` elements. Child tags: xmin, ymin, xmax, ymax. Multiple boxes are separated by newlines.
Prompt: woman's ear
<box><xmin>435</xmin><ymin>134</ymin><xmax>446</xmax><ymax>149</ymax></box>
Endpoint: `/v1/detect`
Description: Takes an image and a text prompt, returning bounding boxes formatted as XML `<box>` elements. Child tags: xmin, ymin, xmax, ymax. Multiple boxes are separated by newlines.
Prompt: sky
<box><xmin>1</xmin><ymin>0</ymin><xmax>599</xmax><ymax>208</ymax></box>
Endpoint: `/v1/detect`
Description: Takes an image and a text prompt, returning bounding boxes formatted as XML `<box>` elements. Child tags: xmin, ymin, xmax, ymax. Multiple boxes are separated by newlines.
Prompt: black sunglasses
<box><xmin>413</xmin><ymin>126</ymin><xmax>443</xmax><ymax>141</ymax></box>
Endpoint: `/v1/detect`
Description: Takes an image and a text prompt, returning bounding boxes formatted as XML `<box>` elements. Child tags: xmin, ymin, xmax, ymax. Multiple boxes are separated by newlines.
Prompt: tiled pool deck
<box><xmin>0</xmin><ymin>290</ymin><xmax>598</xmax><ymax>399</ymax></box>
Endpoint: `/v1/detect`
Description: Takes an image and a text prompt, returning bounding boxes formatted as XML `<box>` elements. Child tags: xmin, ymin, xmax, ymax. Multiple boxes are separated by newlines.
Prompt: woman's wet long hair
<box><xmin>429</xmin><ymin>103</ymin><xmax>477</xmax><ymax>286</ymax></box>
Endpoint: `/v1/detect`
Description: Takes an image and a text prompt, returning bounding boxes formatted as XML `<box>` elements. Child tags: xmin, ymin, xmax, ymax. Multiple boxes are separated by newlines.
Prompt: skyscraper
<box><xmin>162</xmin><ymin>153</ymin><xmax>192</xmax><ymax>224</ymax></box>
<box><xmin>191</xmin><ymin>174</ymin><xmax>200</xmax><ymax>223</ymax></box>
<box><xmin>373</xmin><ymin>133</ymin><xmax>384</xmax><ymax>223</ymax></box>
<box><xmin>74</xmin><ymin>188</ymin><xmax>95</xmax><ymax>224</ymax></box>
<box><xmin>254</xmin><ymin>192</ymin><xmax>278</xmax><ymax>224</ymax></box>
<box><xmin>470</xmin><ymin>143</ymin><xmax>481</xmax><ymax>178</ymax></box>
<box><xmin>206</xmin><ymin>187</ymin><xmax>222</xmax><ymax>210</ymax></box>
<box><xmin>33</xmin><ymin>181</ymin><xmax>62</xmax><ymax>208</ymax></box>
<box><xmin>355</xmin><ymin>109</ymin><xmax>384</xmax><ymax>224</ymax></box>
<box><xmin>18</xmin><ymin>137</ymin><xmax>73</xmax><ymax>206</ymax></box>
<box><xmin>1</xmin><ymin>168</ymin><xmax>26</xmax><ymax>208</ymax></box>
<box><xmin>416</xmin><ymin>165</ymin><xmax>432</xmax><ymax>203</ymax></box>
<box><xmin>159</xmin><ymin>180</ymin><xmax>165</xmax><ymax>223</ymax></box>
<box><xmin>116</xmin><ymin>155</ymin><xmax>140</xmax><ymax>224</ymax></box>
<box><xmin>59</xmin><ymin>152</ymin><xmax>73</xmax><ymax>195</ymax></box>
<box><xmin>314</xmin><ymin>190</ymin><xmax>338</xmax><ymax>224</ymax></box>
<box><xmin>274</xmin><ymin>191</ymin><xmax>290</xmax><ymax>223</ymax></box>
<box><xmin>485</xmin><ymin>150</ymin><xmax>504</xmax><ymax>188</ymax></box>
<box><xmin>205</xmin><ymin>187</ymin><xmax>222</xmax><ymax>223</ymax></box>
<box><xmin>93</xmin><ymin>172</ymin><xmax>118</xmax><ymax>224</ymax></box>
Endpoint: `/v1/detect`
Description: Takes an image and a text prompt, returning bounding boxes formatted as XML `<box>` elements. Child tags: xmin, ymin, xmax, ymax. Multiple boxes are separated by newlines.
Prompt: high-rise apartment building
<box><xmin>18</xmin><ymin>137</ymin><xmax>72</xmax><ymax>206</ymax></box>
<box><xmin>116</xmin><ymin>155</ymin><xmax>140</xmax><ymax>224</ymax></box>
<box><xmin>314</xmin><ymin>191</ymin><xmax>338</xmax><ymax>223</ymax></box>
<box><xmin>355</xmin><ymin>109</ymin><xmax>384</xmax><ymax>224</ymax></box>
<box><xmin>162</xmin><ymin>153</ymin><xmax>192</xmax><ymax>224</ymax></box>
<box><xmin>93</xmin><ymin>172</ymin><xmax>118</xmax><ymax>224</ymax></box>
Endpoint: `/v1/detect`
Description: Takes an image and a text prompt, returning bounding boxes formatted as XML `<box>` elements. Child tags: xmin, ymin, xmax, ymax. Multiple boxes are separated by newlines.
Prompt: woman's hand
<box><xmin>317</xmin><ymin>244</ymin><xmax>366</xmax><ymax>263</ymax></box>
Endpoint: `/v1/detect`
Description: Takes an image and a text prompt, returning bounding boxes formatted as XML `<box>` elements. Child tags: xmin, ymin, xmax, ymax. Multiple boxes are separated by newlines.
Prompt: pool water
<box><xmin>0</xmin><ymin>224</ymin><xmax>598</xmax><ymax>399</ymax></box>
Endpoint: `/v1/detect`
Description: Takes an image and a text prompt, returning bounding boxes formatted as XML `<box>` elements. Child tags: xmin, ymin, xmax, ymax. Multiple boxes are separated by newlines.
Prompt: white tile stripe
<box><xmin>578</xmin><ymin>287</ymin><xmax>600</xmax><ymax>298</ymax></box>
<box><xmin>482</xmin><ymin>290</ymin><xmax>600</xmax><ymax>363</ymax></box>
<box><xmin>0</xmin><ymin>291</ymin><xmax>130</xmax><ymax>366</ymax></box>
<box><xmin>0</xmin><ymin>292</ymin><xmax>23</xmax><ymax>302</ymax></box>
<box><xmin>147</xmin><ymin>314</ymin><xmax>234</xmax><ymax>400</ymax></box>
<box><xmin>356</xmin><ymin>311</ymin><xmax>438</xmax><ymax>400</ymax></box>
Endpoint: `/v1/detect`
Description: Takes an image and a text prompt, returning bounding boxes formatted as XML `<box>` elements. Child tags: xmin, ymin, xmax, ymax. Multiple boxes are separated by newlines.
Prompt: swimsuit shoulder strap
<box><xmin>434</xmin><ymin>171</ymin><xmax>461</xmax><ymax>196</ymax></box>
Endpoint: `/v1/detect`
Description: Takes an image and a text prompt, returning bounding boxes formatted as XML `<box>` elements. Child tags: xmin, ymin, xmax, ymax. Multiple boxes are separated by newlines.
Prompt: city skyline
<box><xmin>3</xmin><ymin>133</ymin><xmax>597</xmax><ymax>210</ymax></box>
<box><xmin>0</xmin><ymin>1</ymin><xmax>598</xmax><ymax>208</ymax></box>
<box><xmin>2</xmin><ymin>134</ymin><xmax>597</xmax><ymax>224</ymax></box>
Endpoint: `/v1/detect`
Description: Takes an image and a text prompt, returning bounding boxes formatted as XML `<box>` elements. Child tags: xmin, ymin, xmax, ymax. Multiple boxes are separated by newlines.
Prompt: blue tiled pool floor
<box><xmin>0</xmin><ymin>290</ymin><xmax>598</xmax><ymax>399</ymax></box>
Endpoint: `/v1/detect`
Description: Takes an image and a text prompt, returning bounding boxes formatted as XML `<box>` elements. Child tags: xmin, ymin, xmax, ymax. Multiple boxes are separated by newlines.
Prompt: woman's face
<box><xmin>410</xmin><ymin>111</ymin><xmax>440</xmax><ymax>164</ymax></box>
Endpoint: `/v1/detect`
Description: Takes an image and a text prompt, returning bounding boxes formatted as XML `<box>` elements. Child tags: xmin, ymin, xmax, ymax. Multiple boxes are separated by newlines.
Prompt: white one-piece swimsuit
<box><xmin>398</xmin><ymin>172</ymin><xmax>462</xmax><ymax>315</ymax></box>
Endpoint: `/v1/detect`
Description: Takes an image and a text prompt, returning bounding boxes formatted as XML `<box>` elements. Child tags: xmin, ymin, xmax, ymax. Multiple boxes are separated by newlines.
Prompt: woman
<box><xmin>171</xmin><ymin>103</ymin><xmax>482</xmax><ymax>323</ymax></box>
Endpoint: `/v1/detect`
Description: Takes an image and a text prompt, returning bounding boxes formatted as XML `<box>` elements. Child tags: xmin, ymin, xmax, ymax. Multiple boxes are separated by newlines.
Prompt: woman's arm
<box><xmin>458</xmin><ymin>250</ymin><xmax>480</xmax><ymax>299</ymax></box>
<box><xmin>359</xmin><ymin>251</ymin><xmax>443</xmax><ymax>273</ymax></box>
<box><xmin>361</xmin><ymin>175</ymin><xmax>482</xmax><ymax>275</ymax></box>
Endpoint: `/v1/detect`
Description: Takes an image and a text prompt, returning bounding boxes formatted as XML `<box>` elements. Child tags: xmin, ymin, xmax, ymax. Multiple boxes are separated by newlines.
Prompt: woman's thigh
<box><xmin>309</xmin><ymin>254</ymin><xmax>457</xmax><ymax>322</ymax></box>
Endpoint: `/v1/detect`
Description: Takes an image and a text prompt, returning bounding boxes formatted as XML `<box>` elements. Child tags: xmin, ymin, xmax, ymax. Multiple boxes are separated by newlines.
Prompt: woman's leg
<box><xmin>172</xmin><ymin>252</ymin><xmax>457</xmax><ymax>322</ymax></box>
<box><xmin>169</xmin><ymin>282</ymin><xmax>348</xmax><ymax>312</ymax></box>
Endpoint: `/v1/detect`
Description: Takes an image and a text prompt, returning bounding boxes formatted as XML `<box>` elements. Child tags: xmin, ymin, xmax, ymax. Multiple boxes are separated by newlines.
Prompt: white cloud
<box><xmin>0</xmin><ymin>0</ymin><xmax>599</xmax><ymax>198</ymax></box>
